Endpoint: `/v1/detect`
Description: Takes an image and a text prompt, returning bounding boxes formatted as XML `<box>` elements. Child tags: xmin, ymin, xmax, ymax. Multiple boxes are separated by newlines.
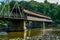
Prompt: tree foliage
<box><xmin>0</xmin><ymin>0</ymin><xmax>60</xmax><ymax>24</ymax></box>
<box><xmin>20</xmin><ymin>1</ymin><xmax>60</xmax><ymax>24</ymax></box>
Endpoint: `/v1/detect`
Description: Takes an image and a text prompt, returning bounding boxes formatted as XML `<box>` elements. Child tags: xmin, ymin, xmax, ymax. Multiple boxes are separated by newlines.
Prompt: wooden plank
<box><xmin>23</xmin><ymin>9</ymin><xmax>51</xmax><ymax>19</ymax></box>
<box><xmin>27</xmin><ymin>16</ymin><xmax>52</xmax><ymax>22</ymax></box>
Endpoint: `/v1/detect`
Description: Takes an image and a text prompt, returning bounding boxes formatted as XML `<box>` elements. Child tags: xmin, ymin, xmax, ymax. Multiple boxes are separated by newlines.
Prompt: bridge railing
<box><xmin>0</xmin><ymin>12</ymin><xmax>25</xmax><ymax>19</ymax></box>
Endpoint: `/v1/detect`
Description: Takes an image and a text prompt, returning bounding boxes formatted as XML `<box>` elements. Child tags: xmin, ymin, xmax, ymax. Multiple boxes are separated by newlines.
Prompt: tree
<box><xmin>30</xmin><ymin>0</ymin><xmax>34</xmax><ymax>1</ymax></box>
<box><xmin>44</xmin><ymin>0</ymin><xmax>48</xmax><ymax>3</ymax></box>
<box><xmin>1</xmin><ymin>0</ymin><xmax>59</xmax><ymax>24</ymax></box>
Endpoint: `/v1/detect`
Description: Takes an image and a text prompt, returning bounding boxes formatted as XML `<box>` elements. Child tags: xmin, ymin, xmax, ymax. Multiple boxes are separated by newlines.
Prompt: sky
<box><xmin>34</xmin><ymin>0</ymin><xmax>60</xmax><ymax>4</ymax></box>
<box><xmin>0</xmin><ymin>0</ymin><xmax>60</xmax><ymax>4</ymax></box>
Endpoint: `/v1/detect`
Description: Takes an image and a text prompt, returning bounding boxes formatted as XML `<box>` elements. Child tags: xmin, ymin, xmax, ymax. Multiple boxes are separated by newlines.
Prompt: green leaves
<box><xmin>0</xmin><ymin>1</ymin><xmax>60</xmax><ymax>24</ymax></box>
<box><xmin>0</xmin><ymin>20</ymin><xmax>7</xmax><ymax>26</ymax></box>
<box><xmin>9</xmin><ymin>1</ymin><xmax>60</xmax><ymax>24</ymax></box>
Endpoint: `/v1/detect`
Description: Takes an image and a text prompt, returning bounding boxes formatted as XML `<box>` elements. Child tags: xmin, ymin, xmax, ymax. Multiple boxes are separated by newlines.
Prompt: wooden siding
<box><xmin>27</xmin><ymin>16</ymin><xmax>52</xmax><ymax>22</ymax></box>
<box><xmin>23</xmin><ymin>9</ymin><xmax>51</xmax><ymax>19</ymax></box>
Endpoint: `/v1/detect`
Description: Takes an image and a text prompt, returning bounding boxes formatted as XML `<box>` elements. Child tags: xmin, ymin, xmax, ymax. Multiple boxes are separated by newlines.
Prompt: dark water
<box><xmin>0</xmin><ymin>27</ymin><xmax>60</xmax><ymax>39</ymax></box>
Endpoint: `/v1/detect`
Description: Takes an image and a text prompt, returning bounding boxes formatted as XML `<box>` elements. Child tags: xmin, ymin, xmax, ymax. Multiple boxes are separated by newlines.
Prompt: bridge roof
<box><xmin>22</xmin><ymin>8</ymin><xmax>52</xmax><ymax>22</ymax></box>
<box><xmin>23</xmin><ymin>8</ymin><xmax>51</xmax><ymax>20</ymax></box>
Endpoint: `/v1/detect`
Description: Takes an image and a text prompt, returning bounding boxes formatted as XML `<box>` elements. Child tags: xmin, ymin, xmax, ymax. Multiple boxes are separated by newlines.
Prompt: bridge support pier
<box><xmin>23</xmin><ymin>21</ymin><xmax>27</xmax><ymax>40</ymax></box>
<box><xmin>43</xmin><ymin>22</ymin><xmax>45</xmax><ymax>35</ymax></box>
<box><xmin>28</xmin><ymin>21</ymin><xmax>32</xmax><ymax>37</ymax></box>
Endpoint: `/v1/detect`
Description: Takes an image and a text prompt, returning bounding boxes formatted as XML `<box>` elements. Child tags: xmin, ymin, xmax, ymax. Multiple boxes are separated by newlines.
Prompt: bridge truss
<box><xmin>0</xmin><ymin>0</ymin><xmax>24</xmax><ymax>19</ymax></box>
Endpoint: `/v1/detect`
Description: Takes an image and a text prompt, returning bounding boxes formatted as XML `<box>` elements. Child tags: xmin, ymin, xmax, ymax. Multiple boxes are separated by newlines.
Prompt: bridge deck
<box><xmin>0</xmin><ymin>13</ymin><xmax>25</xmax><ymax>20</ymax></box>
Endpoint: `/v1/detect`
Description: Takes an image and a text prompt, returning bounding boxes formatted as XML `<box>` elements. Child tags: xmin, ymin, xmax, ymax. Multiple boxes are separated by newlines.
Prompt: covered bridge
<box><xmin>0</xmin><ymin>7</ymin><xmax>52</xmax><ymax>31</ymax></box>
<box><xmin>0</xmin><ymin>0</ymin><xmax>52</xmax><ymax>39</ymax></box>
<box><xmin>0</xmin><ymin>7</ymin><xmax>52</xmax><ymax>39</ymax></box>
